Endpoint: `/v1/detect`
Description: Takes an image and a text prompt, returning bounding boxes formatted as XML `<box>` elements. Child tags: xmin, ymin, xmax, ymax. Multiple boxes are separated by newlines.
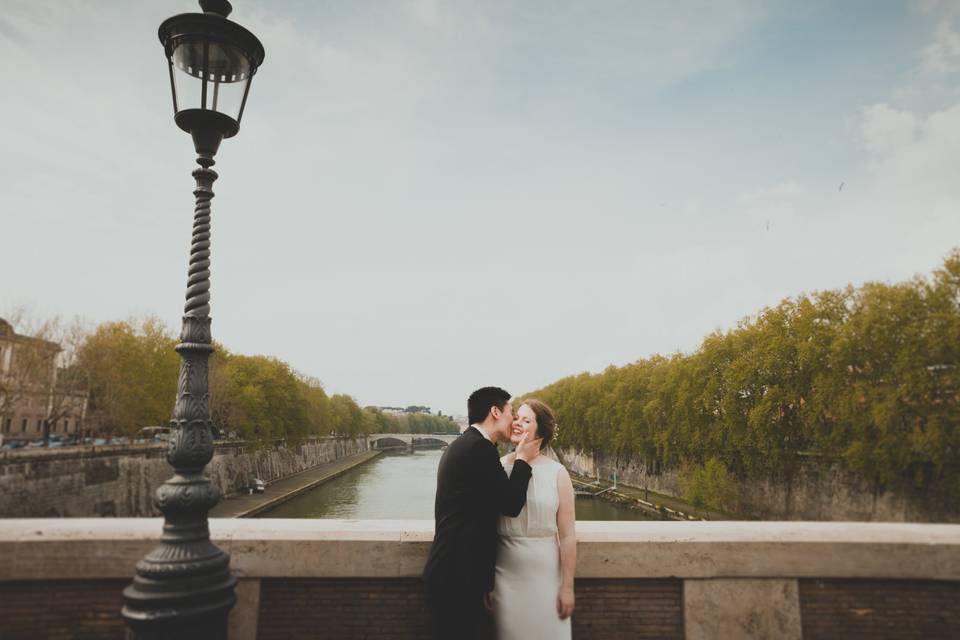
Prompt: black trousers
<box><xmin>426</xmin><ymin>586</ymin><xmax>494</xmax><ymax>640</ymax></box>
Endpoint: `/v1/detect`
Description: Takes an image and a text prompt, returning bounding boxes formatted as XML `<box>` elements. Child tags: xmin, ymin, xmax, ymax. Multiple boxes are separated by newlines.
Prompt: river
<box><xmin>257</xmin><ymin>448</ymin><xmax>654</xmax><ymax>520</ymax></box>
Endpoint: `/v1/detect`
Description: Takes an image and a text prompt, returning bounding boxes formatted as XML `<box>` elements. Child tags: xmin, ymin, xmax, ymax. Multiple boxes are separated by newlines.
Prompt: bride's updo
<box><xmin>521</xmin><ymin>398</ymin><xmax>557</xmax><ymax>449</ymax></box>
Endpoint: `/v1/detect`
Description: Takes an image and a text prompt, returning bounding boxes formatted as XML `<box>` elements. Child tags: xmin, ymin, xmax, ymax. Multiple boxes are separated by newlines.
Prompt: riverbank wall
<box><xmin>556</xmin><ymin>447</ymin><xmax>960</xmax><ymax>523</ymax></box>
<box><xmin>214</xmin><ymin>449</ymin><xmax>383</xmax><ymax>518</ymax></box>
<box><xmin>0</xmin><ymin>437</ymin><xmax>369</xmax><ymax>518</ymax></box>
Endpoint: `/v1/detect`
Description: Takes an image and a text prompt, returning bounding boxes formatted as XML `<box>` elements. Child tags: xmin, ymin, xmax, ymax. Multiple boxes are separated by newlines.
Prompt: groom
<box><xmin>422</xmin><ymin>386</ymin><xmax>542</xmax><ymax>639</ymax></box>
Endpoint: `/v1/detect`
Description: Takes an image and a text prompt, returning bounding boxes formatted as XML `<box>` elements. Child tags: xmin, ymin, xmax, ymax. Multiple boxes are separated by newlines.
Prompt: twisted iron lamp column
<box><xmin>122</xmin><ymin>150</ymin><xmax>236</xmax><ymax>639</ymax></box>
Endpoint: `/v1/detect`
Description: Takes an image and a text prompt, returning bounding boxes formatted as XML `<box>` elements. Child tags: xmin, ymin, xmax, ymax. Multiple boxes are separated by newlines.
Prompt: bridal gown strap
<box><xmin>494</xmin><ymin>459</ymin><xmax>571</xmax><ymax>640</ymax></box>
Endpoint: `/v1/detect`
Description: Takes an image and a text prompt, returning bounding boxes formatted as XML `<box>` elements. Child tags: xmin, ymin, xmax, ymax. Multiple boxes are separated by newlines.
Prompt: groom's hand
<box><xmin>515</xmin><ymin>432</ymin><xmax>542</xmax><ymax>463</ymax></box>
<box><xmin>483</xmin><ymin>591</ymin><xmax>496</xmax><ymax>611</ymax></box>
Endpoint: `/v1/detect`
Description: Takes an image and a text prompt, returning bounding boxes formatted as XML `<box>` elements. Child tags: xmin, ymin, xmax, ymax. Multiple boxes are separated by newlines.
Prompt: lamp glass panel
<box><xmin>171</xmin><ymin>40</ymin><xmax>205</xmax><ymax>113</ymax></box>
<box><xmin>171</xmin><ymin>40</ymin><xmax>252</xmax><ymax>121</ymax></box>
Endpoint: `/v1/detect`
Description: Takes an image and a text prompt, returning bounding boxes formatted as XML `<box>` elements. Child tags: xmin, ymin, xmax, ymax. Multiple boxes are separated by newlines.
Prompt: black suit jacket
<box><xmin>422</xmin><ymin>427</ymin><xmax>532</xmax><ymax>598</ymax></box>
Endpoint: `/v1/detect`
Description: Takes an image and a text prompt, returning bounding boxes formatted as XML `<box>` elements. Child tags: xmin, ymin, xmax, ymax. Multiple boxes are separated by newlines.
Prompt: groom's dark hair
<box><xmin>468</xmin><ymin>386</ymin><xmax>511</xmax><ymax>425</ymax></box>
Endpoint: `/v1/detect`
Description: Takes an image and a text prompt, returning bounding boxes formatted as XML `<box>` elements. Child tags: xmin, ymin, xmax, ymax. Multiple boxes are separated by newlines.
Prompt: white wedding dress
<box><xmin>494</xmin><ymin>458</ymin><xmax>572</xmax><ymax>640</ymax></box>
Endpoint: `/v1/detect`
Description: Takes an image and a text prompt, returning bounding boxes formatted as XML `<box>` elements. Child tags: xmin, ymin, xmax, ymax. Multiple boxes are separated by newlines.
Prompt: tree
<box><xmin>520</xmin><ymin>248</ymin><xmax>960</xmax><ymax>505</ymax></box>
<box><xmin>211</xmin><ymin>354</ymin><xmax>309</xmax><ymax>444</ymax></box>
<box><xmin>680</xmin><ymin>457</ymin><xmax>737</xmax><ymax>512</ymax></box>
<box><xmin>75</xmin><ymin>317</ymin><xmax>179</xmax><ymax>436</ymax></box>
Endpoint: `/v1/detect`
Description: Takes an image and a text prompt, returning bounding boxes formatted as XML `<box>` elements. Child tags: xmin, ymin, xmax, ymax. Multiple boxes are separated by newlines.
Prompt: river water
<box><xmin>258</xmin><ymin>448</ymin><xmax>653</xmax><ymax>520</ymax></box>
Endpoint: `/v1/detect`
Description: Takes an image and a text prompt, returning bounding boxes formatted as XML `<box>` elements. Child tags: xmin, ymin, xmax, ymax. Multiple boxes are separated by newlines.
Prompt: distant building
<box><xmin>403</xmin><ymin>405</ymin><xmax>432</xmax><ymax>415</ymax></box>
<box><xmin>451</xmin><ymin>415</ymin><xmax>469</xmax><ymax>433</ymax></box>
<box><xmin>0</xmin><ymin>318</ymin><xmax>87</xmax><ymax>441</ymax></box>
<box><xmin>375</xmin><ymin>405</ymin><xmax>433</xmax><ymax>416</ymax></box>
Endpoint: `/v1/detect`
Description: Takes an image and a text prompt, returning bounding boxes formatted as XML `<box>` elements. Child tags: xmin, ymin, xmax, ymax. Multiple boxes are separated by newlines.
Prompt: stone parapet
<box><xmin>2</xmin><ymin>520</ymin><xmax>958</xmax><ymax>581</ymax></box>
<box><xmin>0</xmin><ymin>520</ymin><xmax>958</xmax><ymax>639</ymax></box>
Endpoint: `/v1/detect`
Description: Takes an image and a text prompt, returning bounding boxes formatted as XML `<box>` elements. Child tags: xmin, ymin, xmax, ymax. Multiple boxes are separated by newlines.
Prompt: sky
<box><xmin>2</xmin><ymin>0</ymin><xmax>960</xmax><ymax>416</ymax></box>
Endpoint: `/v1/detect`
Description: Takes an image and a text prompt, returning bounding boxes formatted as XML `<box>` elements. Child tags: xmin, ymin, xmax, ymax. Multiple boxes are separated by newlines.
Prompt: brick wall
<box><xmin>257</xmin><ymin>577</ymin><xmax>683</xmax><ymax>639</ymax></box>
<box><xmin>799</xmin><ymin>578</ymin><xmax>960</xmax><ymax>640</ymax></box>
<box><xmin>574</xmin><ymin>579</ymin><xmax>683</xmax><ymax>639</ymax></box>
<box><xmin>3</xmin><ymin>577</ymin><xmax>959</xmax><ymax>639</ymax></box>
<box><xmin>258</xmin><ymin>578</ymin><xmax>431</xmax><ymax>640</ymax></box>
<box><xmin>0</xmin><ymin>579</ymin><xmax>127</xmax><ymax>640</ymax></box>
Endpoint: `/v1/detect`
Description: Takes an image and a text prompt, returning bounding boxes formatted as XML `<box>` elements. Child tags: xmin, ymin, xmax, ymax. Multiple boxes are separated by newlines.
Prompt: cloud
<box><xmin>3</xmin><ymin>1</ymin><xmax>958</xmax><ymax>415</ymax></box>
<box><xmin>407</xmin><ymin>0</ymin><xmax>454</xmax><ymax>33</ymax></box>
<box><xmin>859</xmin><ymin>102</ymin><xmax>960</xmax><ymax>195</ymax></box>
<box><xmin>860</xmin><ymin>104</ymin><xmax>918</xmax><ymax>155</ymax></box>
<box><xmin>920</xmin><ymin>19</ymin><xmax>960</xmax><ymax>73</ymax></box>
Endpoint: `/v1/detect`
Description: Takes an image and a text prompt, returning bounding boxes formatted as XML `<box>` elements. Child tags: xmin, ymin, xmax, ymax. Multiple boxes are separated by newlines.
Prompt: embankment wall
<box><xmin>556</xmin><ymin>448</ymin><xmax>959</xmax><ymax>523</ymax></box>
<box><xmin>0</xmin><ymin>437</ymin><xmax>368</xmax><ymax>518</ymax></box>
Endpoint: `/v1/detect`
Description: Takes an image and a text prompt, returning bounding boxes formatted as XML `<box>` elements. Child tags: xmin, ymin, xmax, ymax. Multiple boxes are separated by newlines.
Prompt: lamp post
<box><xmin>121</xmin><ymin>2</ymin><xmax>264</xmax><ymax>637</ymax></box>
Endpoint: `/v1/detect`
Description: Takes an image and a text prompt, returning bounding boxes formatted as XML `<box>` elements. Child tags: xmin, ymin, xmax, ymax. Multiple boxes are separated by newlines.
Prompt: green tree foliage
<box><xmin>72</xmin><ymin>318</ymin><xmax>459</xmax><ymax>440</ymax></box>
<box><xmin>211</xmin><ymin>354</ymin><xmax>310</xmax><ymax>444</ymax></box>
<box><xmin>363</xmin><ymin>407</ymin><xmax>458</xmax><ymax>435</ymax></box>
<box><xmin>76</xmin><ymin>317</ymin><xmax>180</xmax><ymax>434</ymax></box>
<box><xmin>523</xmin><ymin>250</ymin><xmax>960</xmax><ymax>503</ymax></box>
<box><xmin>680</xmin><ymin>457</ymin><xmax>737</xmax><ymax>512</ymax></box>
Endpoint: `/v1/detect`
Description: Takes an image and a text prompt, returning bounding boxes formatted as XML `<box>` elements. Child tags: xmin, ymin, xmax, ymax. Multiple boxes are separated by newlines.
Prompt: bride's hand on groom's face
<box><xmin>515</xmin><ymin>432</ymin><xmax>542</xmax><ymax>463</ymax></box>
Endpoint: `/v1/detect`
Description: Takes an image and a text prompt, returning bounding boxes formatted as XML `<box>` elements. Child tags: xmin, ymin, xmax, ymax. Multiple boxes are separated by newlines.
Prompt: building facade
<box><xmin>0</xmin><ymin>318</ymin><xmax>87</xmax><ymax>441</ymax></box>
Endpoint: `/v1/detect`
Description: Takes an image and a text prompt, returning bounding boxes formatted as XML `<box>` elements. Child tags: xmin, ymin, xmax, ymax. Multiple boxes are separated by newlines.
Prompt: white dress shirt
<box><xmin>469</xmin><ymin>424</ymin><xmax>493</xmax><ymax>443</ymax></box>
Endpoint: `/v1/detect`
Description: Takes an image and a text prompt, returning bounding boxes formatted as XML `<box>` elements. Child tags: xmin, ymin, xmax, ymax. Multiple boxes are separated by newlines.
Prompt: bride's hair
<box><xmin>521</xmin><ymin>398</ymin><xmax>556</xmax><ymax>449</ymax></box>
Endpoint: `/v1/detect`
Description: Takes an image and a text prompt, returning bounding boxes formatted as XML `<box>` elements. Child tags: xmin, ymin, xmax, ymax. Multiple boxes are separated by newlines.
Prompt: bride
<box><xmin>492</xmin><ymin>399</ymin><xmax>576</xmax><ymax>639</ymax></box>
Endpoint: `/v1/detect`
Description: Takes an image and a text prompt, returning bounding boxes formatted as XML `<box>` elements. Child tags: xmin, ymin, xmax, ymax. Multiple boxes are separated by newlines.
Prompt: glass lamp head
<box><xmin>159</xmin><ymin>1</ymin><xmax>265</xmax><ymax>146</ymax></box>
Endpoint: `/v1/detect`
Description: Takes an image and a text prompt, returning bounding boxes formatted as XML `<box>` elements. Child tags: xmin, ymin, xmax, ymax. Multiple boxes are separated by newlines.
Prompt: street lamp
<box><xmin>122</xmin><ymin>1</ymin><xmax>264</xmax><ymax>637</ymax></box>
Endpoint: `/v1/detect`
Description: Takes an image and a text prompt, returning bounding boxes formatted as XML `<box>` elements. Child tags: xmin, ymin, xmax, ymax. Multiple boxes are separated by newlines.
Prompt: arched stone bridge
<box><xmin>367</xmin><ymin>433</ymin><xmax>457</xmax><ymax>450</ymax></box>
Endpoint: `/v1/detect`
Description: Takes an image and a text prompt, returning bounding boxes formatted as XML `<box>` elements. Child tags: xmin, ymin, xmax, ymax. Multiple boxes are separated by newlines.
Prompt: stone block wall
<box><xmin>0</xmin><ymin>437</ymin><xmax>368</xmax><ymax>518</ymax></box>
<box><xmin>556</xmin><ymin>447</ymin><xmax>960</xmax><ymax>523</ymax></box>
<box><xmin>557</xmin><ymin>447</ymin><xmax>684</xmax><ymax>497</ymax></box>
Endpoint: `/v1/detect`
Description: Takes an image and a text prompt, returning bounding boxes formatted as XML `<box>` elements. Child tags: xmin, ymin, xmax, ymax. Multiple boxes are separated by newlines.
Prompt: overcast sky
<box><xmin>3</xmin><ymin>0</ymin><xmax>960</xmax><ymax>416</ymax></box>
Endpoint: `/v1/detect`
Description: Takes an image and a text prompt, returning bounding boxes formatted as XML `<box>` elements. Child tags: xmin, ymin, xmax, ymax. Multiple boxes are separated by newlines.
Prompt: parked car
<box><xmin>249</xmin><ymin>478</ymin><xmax>266</xmax><ymax>494</ymax></box>
<box><xmin>139</xmin><ymin>426</ymin><xmax>173</xmax><ymax>443</ymax></box>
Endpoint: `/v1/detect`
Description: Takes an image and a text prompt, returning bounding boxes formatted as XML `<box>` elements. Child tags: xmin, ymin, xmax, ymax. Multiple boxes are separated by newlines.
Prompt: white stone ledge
<box><xmin>0</xmin><ymin>519</ymin><xmax>958</xmax><ymax>581</ymax></box>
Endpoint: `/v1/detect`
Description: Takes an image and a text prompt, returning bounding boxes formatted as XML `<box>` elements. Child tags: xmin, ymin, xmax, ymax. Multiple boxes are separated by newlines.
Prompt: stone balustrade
<box><xmin>1</xmin><ymin>519</ymin><xmax>958</xmax><ymax>639</ymax></box>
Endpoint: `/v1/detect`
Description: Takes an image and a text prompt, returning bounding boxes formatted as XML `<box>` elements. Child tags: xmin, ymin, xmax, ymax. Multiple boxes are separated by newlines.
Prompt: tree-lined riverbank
<box><xmin>2</xmin><ymin>313</ymin><xmax>456</xmax><ymax>446</ymax></box>
<box><xmin>524</xmin><ymin>250</ymin><xmax>960</xmax><ymax>521</ymax></box>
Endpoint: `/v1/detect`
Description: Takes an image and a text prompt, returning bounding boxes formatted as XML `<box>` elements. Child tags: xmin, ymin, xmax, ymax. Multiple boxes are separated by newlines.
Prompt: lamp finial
<box><xmin>199</xmin><ymin>0</ymin><xmax>232</xmax><ymax>18</ymax></box>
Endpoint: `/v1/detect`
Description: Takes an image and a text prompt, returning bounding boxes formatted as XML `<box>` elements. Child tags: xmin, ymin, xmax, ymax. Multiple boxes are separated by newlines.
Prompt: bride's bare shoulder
<box><xmin>500</xmin><ymin>451</ymin><xmax>516</xmax><ymax>466</ymax></box>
